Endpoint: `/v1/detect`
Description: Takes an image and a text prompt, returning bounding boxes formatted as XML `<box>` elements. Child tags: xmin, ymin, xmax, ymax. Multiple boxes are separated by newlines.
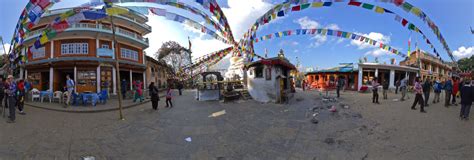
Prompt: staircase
<box><xmin>240</xmin><ymin>89</ymin><xmax>253</xmax><ymax>100</ymax></box>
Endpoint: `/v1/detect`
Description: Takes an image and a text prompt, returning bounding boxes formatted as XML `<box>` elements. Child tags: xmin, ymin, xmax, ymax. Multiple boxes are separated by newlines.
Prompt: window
<box><xmin>61</xmin><ymin>43</ymin><xmax>88</xmax><ymax>55</ymax></box>
<box><xmin>120</xmin><ymin>48</ymin><xmax>138</xmax><ymax>61</ymax></box>
<box><xmin>101</xmin><ymin>44</ymin><xmax>109</xmax><ymax>49</ymax></box>
<box><xmin>255</xmin><ymin>66</ymin><xmax>263</xmax><ymax>78</ymax></box>
<box><xmin>31</xmin><ymin>47</ymin><xmax>45</xmax><ymax>59</ymax></box>
<box><xmin>77</xmin><ymin>71</ymin><xmax>97</xmax><ymax>86</ymax></box>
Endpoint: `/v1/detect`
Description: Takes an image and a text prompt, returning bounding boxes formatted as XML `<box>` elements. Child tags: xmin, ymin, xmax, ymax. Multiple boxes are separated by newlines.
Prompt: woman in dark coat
<box><xmin>149</xmin><ymin>82</ymin><xmax>160</xmax><ymax>110</ymax></box>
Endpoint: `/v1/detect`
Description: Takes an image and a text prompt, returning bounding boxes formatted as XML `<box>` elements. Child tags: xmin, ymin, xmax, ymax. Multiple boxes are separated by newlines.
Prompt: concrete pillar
<box><xmin>50</xmin><ymin>41</ymin><xmax>54</xmax><ymax>58</ymax></box>
<box><xmin>97</xmin><ymin>65</ymin><xmax>101</xmax><ymax>92</ymax></box>
<box><xmin>143</xmin><ymin>71</ymin><xmax>146</xmax><ymax>90</ymax></box>
<box><xmin>74</xmin><ymin>66</ymin><xmax>77</xmax><ymax>92</ymax></box>
<box><xmin>111</xmin><ymin>41</ymin><xmax>115</xmax><ymax>59</ymax></box>
<box><xmin>112</xmin><ymin>67</ymin><xmax>117</xmax><ymax>95</ymax></box>
<box><xmin>389</xmin><ymin>69</ymin><xmax>395</xmax><ymax>89</ymax></box>
<box><xmin>96</xmin><ymin>38</ymin><xmax>99</xmax><ymax>57</ymax></box>
<box><xmin>20</xmin><ymin>67</ymin><xmax>24</xmax><ymax>80</ymax></box>
<box><xmin>358</xmin><ymin>67</ymin><xmax>363</xmax><ymax>91</ymax></box>
<box><xmin>375</xmin><ymin>68</ymin><xmax>378</xmax><ymax>78</ymax></box>
<box><xmin>49</xmin><ymin>67</ymin><xmax>53</xmax><ymax>91</ymax></box>
<box><xmin>129</xmin><ymin>70</ymin><xmax>133</xmax><ymax>90</ymax></box>
<box><xmin>25</xmin><ymin>70</ymin><xmax>28</xmax><ymax>80</ymax></box>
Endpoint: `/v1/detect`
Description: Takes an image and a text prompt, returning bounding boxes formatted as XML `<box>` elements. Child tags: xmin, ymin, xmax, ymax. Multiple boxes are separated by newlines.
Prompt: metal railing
<box><xmin>25</xmin><ymin>23</ymin><xmax>148</xmax><ymax>44</ymax></box>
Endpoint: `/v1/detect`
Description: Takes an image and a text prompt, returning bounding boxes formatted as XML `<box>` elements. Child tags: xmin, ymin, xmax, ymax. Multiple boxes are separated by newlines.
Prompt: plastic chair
<box><xmin>41</xmin><ymin>90</ymin><xmax>52</xmax><ymax>103</ymax></box>
<box><xmin>31</xmin><ymin>90</ymin><xmax>41</xmax><ymax>102</ymax></box>
<box><xmin>98</xmin><ymin>90</ymin><xmax>108</xmax><ymax>104</ymax></box>
<box><xmin>72</xmin><ymin>92</ymin><xmax>83</xmax><ymax>106</ymax></box>
<box><xmin>53</xmin><ymin>91</ymin><xmax>63</xmax><ymax>103</ymax></box>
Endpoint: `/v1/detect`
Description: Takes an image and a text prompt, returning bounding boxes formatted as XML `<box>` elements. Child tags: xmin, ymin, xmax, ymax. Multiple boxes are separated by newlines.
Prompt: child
<box><xmin>165</xmin><ymin>87</ymin><xmax>173</xmax><ymax>108</ymax></box>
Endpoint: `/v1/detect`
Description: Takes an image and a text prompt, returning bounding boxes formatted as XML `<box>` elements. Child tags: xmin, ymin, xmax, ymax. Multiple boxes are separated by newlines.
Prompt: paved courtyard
<box><xmin>0</xmin><ymin>89</ymin><xmax>472</xmax><ymax>160</ymax></box>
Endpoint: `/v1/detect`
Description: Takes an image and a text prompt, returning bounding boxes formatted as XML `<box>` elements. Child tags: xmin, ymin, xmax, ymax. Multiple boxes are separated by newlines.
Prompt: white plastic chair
<box><xmin>53</xmin><ymin>91</ymin><xmax>63</xmax><ymax>103</ymax></box>
<box><xmin>31</xmin><ymin>90</ymin><xmax>41</xmax><ymax>102</ymax></box>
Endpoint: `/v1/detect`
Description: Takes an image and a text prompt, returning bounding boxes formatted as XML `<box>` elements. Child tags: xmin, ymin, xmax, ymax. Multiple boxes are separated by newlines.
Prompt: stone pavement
<box><xmin>25</xmin><ymin>98</ymin><xmax>150</xmax><ymax>113</ymax></box>
<box><xmin>0</xmin><ymin>89</ymin><xmax>472</xmax><ymax>160</ymax></box>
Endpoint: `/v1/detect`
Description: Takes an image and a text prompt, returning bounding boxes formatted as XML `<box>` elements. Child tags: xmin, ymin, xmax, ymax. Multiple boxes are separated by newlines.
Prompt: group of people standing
<box><xmin>2</xmin><ymin>75</ymin><xmax>30</xmax><ymax>123</ymax></box>
<box><xmin>372</xmin><ymin>76</ymin><xmax>473</xmax><ymax>120</ymax></box>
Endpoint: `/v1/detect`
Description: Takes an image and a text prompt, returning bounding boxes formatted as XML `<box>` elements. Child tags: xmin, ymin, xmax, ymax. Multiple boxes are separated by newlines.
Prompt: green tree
<box><xmin>457</xmin><ymin>55</ymin><xmax>474</xmax><ymax>72</ymax></box>
<box><xmin>155</xmin><ymin>41</ymin><xmax>191</xmax><ymax>78</ymax></box>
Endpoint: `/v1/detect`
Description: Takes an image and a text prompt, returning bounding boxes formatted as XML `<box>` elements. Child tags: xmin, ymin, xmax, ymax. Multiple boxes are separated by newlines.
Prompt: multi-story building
<box><xmin>400</xmin><ymin>51</ymin><xmax>453</xmax><ymax>81</ymax></box>
<box><xmin>145</xmin><ymin>55</ymin><xmax>173</xmax><ymax>89</ymax></box>
<box><xmin>21</xmin><ymin>8</ymin><xmax>151</xmax><ymax>94</ymax></box>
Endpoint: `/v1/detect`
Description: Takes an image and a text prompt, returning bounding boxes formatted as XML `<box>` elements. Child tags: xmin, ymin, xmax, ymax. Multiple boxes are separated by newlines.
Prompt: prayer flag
<box><xmin>351</xmin><ymin>34</ymin><xmax>356</xmax><ymax>39</ymax></box>
<box><xmin>296</xmin><ymin>29</ymin><xmax>301</xmax><ymax>35</ymax></box>
<box><xmin>275</xmin><ymin>32</ymin><xmax>280</xmax><ymax>37</ymax></box>
<box><xmin>408</xmin><ymin>23</ymin><xmax>415</xmax><ymax>30</ymax></box>
<box><xmin>348</xmin><ymin>1</ymin><xmax>362</xmax><ymax>6</ymax></box>
<box><xmin>345</xmin><ymin>32</ymin><xmax>351</xmax><ymax>38</ymax></box>
<box><xmin>337</xmin><ymin>31</ymin><xmax>342</xmax><ymax>37</ymax></box>
<box><xmin>311</xmin><ymin>2</ymin><xmax>323</xmax><ymax>7</ymax></box>
<box><xmin>402</xmin><ymin>2</ymin><xmax>413</xmax><ymax>12</ymax></box>
<box><xmin>411</xmin><ymin>7</ymin><xmax>421</xmax><ymax>16</ymax></box>
<box><xmin>39</xmin><ymin>33</ymin><xmax>48</xmax><ymax>44</ymax></box>
<box><xmin>375</xmin><ymin>6</ymin><xmax>385</xmax><ymax>13</ymax></box>
<box><xmin>321</xmin><ymin>29</ymin><xmax>327</xmax><ymax>35</ymax></box>
<box><xmin>407</xmin><ymin>36</ymin><xmax>411</xmax><ymax>57</ymax></box>
<box><xmin>278</xmin><ymin>32</ymin><xmax>283</xmax><ymax>37</ymax></box>
<box><xmin>277</xmin><ymin>10</ymin><xmax>285</xmax><ymax>17</ymax></box>
<box><xmin>291</xmin><ymin>5</ymin><xmax>301</xmax><ymax>11</ymax></box>
<box><xmin>341</xmin><ymin>32</ymin><xmax>346</xmax><ymax>38</ymax></box>
<box><xmin>323</xmin><ymin>2</ymin><xmax>332</xmax><ymax>6</ymax></box>
<box><xmin>106</xmin><ymin>7</ymin><xmax>129</xmax><ymax>15</ymax></box>
<box><xmin>83</xmin><ymin>10</ymin><xmax>107</xmax><ymax>20</ymax></box>
<box><xmin>311</xmin><ymin>29</ymin><xmax>317</xmax><ymax>34</ymax></box>
<box><xmin>394</xmin><ymin>15</ymin><xmax>402</xmax><ymax>22</ymax></box>
<box><xmin>384</xmin><ymin>8</ymin><xmax>394</xmax><ymax>13</ymax></box>
<box><xmin>401</xmin><ymin>19</ymin><xmax>408</xmax><ymax>26</ymax></box>
<box><xmin>302</xmin><ymin>29</ymin><xmax>307</xmax><ymax>35</ymax></box>
<box><xmin>150</xmin><ymin>8</ymin><xmax>166</xmax><ymax>16</ymax></box>
<box><xmin>327</xmin><ymin>29</ymin><xmax>333</xmax><ymax>35</ymax></box>
<box><xmin>362</xmin><ymin>3</ymin><xmax>374</xmax><ymax>10</ymax></box>
<box><xmin>301</xmin><ymin>3</ymin><xmax>310</xmax><ymax>10</ymax></box>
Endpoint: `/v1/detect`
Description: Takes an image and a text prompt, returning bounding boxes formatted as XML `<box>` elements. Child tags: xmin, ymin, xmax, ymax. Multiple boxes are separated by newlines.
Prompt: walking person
<box><xmin>302</xmin><ymin>80</ymin><xmax>306</xmax><ymax>91</ymax></box>
<box><xmin>65</xmin><ymin>75</ymin><xmax>75</xmax><ymax>107</ymax></box>
<box><xmin>382</xmin><ymin>79</ymin><xmax>389</xmax><ymax>99</ymax></box>
<box><xmin>459</xmin><ymin>79</ymin><xmax>473</xmax><ymax>120</ymax></box>
<box><xmin>0</xmin><ymin>77</ymin><xmax>5</xmax><ymax>115</ymax></box>
<box><xmin>372</xmin><ymin>77</ymin><xmax>380</xmax><ymax>104</ymax></box>
<box><xmin>400</xmin><ymin>77</ymin><xmax>408</xmax><ymax>101</ymax></box>
<box><xmin>149</xmin><ymin>82</ymin><xmax>160</xmax><ymax>110</ymax></box>
<box><xmin>411</xmin><ymin>77</ymin><xmax>426</xmax><ymax>113</ymax></box>
<box><xmin>336</xmin><ymin>77</ymin><xmax>345</xmax><ymax>98</ymax></box>
<box><xmin>177</xmin><ymin>81</ymin><xmax>183</xmax><ymax>96</ymax></box>
<box><xmin>121</xmin><ymin>79</ymin><xmax>128</xmax><ymax>99</ymax></box>
<box><xmin>395</xmin><ymin>79</ymin><xmax>400</xmax><ymax>94</ymax></box>
<box><xmin>16</xmin><ymin>79</ymin><xmax>26</xmax><ymax>115</ymax></box>
<box><xmin>24</xmin><ymin>79</ymin><xmax>31</xmax><ymax>102</ymax></box>
<box><xmin>133</xmin><ymin>80</ymin><xmax>144</xmax><ymax>103</ymax></box>
<box><xmin>6</xmin><ymin>75</ymin><xmax>17</xmax><ymax>123</ymax></box>
<box><xmin>444</xmin><ymin>78</ymin><xmax>453</xmax><ymax>107</ymax></box>
<box><xmin>433</xmin><ymin>78</ymin><xmax>442</xmax><ymax>103</ymax></box>
<box><xmin>452</xmin><ymin>77</ymin><xmax>459</xmax><ymax>106</ymax></box>
<box><xmin>422</xmin><ymin>78</ymin><xmax>432</xmax><ymax>106</ymax></box>
<box><xmin>165</xmin><ymin>87</ymin><xmax>173</xmax><ymax>108</ymax></box>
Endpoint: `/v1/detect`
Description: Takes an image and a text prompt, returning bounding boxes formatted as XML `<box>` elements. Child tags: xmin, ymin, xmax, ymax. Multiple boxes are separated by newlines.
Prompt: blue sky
<box><xmin>1</xmin><ymin>0</ymin><xmax>473</xmax><ymax>70</ymax></box>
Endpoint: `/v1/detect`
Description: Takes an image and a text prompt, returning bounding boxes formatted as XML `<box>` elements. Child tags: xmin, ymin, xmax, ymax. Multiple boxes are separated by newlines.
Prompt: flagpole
<box><xmin>109</xmin><ymin>15</ymin><xmax>125</xmax><ymax>120</ymax></box>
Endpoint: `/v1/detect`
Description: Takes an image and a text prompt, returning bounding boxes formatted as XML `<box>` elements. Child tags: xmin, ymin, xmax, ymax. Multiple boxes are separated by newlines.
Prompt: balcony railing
<box><xmin>25</xmin><ymin>23</ymin><xmax>148</xmax><ymax>45</ymax></box>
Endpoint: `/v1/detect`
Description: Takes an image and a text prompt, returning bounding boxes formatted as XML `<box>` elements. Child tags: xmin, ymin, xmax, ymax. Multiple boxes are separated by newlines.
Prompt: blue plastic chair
<box><xmin>72</xmin><ymin>92</ymin><xmax>83</xmax><ymax>106</ymax></box>
<box><xmin>98</xmin><ymin>90</ymin><xmax>108</xmax><ymax>104</ymax></box>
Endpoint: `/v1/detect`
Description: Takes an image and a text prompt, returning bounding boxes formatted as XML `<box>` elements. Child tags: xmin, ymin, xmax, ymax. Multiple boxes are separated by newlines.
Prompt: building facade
<box><xmin>358</xmin><ymin>63</ymin><xmax>419</xmax><ymax>91</ymax></box>
<box><xmin>305</xmin><ymin>64</ymin><xmax>359</xmax><ymax>91</ymax></box>
<box><xmin>145</xmin><ymin>55</ymin><xmax>172</xmax><ymax>89</ymax></box>
<box><xmin>399</xmin><ymin>51</ymin><xmax>453</xmax><ymax>81</ymax></box>
<box><xmin>21</xmin><ymin>8</ymin><xmax>151</xmax><ymax>94</ymax></box>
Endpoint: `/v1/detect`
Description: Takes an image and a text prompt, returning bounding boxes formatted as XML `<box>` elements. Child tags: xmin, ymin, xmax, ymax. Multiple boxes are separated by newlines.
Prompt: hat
<box><xmin>7</xmin><ymin>75</ymin><xmax>13</xmax><ymax>79</ymax></box>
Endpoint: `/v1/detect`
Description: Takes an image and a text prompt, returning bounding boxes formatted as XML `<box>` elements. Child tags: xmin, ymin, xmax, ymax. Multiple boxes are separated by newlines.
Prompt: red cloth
<box><xmin>18</xmin><ymin>81</ymin><xmax>24</xmax><ymax>91</ymax></box>
<box><xmin>452</xmin><ymin>80</ymin><xmax>459</xmax><ymax>95</ymax></box>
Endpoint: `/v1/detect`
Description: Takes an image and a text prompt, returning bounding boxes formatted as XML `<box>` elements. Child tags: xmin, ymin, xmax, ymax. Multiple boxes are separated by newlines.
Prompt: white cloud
<box><xmin>293</xmin><ymin>49</ymin><xmax>299</xmax><ymax>53</ymax></box>
<box><xmin>294</xmin><ymin>16</ymin><xmax>320</xmax><ymax>29</ymax></box>
<box><xmin>364</xmin><ymin>49</ymin><xmax>394</xmax><ymax>57</ymax></box>
<box><xmin>0</xmin><ymin>43</ymin><xmax>10</xmax><ymax>55</ymax></box>
<box><xmin>453</xmin><ymin>46</ymin><xmax>474</xmax><ymax>59</ymax></box>
<box><xmin>350</xmin><ymin>32</ymin><xmax>390</xmax><ymax>50</ymax></box>
<box><xmin>221</xmin><ymin>0</ymin><xmax>274</xmax><ymax>40</ymax></box>
<box><xmin>294</xmin><ymin>17</ymin><xmax>340</xmax><ymax>48</ymax></box>
<box><xmin>292</xmin><ymin>41</ymin><xmax>299</xmax><ymax>45</ymax></box>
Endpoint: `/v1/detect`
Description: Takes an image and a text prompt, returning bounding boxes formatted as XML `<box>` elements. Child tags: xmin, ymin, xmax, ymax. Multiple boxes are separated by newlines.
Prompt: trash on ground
<box><xmin>329</xmin><ymin>106</ymin><xmax>337</xmax><ymax>112</ymax></box>
<box><xmin>282</xmin><ymin>109</ymin><xmax>289</xmax><ymax>112</ymax></box>
<box><xmin>344</xmin><ymin>105</ymin><xmax>349</xmax><ymax>109</ymax></box>
<box><xmin>392</xmin><ymin>99</ymin><xmax>399</xmax><ymax>101</ymax></box>
<box><xmin>185</xmin><ymin>137</ymin><xmax>192</xmax><ymax>142</ymax></box>
<box><xmin>312</xmin><ymin>113</ymin><xmax>319</xmax><ymax>117</ymax></box>
<box><xmin>311</xmin><ymin>117</ymin><xmax>319</xmax><ymax>124</ymax></box>
<box><xmin>208</xmin><ymin>110</ymin><xmax>226</xmax><ymax>118</ymax></box>
<box><xmin>82</xmin><ymin>156</ymin><xmax>95</xmax><ymax>160</ymax></box>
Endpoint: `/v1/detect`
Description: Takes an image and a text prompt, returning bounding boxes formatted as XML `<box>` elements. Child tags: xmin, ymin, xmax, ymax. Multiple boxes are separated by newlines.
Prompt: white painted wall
<box><xmin>247</xmin><ymin>65</ymin><xmax>281</xmax><ymax>103</ymax></box>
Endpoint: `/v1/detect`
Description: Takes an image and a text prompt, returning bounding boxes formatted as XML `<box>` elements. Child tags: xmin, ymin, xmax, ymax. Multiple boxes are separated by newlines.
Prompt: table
<box><xmin>81</xmin><ymin>93</ymin><xmax>98</xmax><ymax>106</ymax></box>
<box><xmin>40</xmin><ymin>91</ymin><xmax>53</xmax><ymax>103</ymax></box>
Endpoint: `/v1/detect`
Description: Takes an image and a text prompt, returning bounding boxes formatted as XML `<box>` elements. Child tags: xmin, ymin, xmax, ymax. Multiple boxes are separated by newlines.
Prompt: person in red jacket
<box><xmin>16</xmin><ymin>79</ymin><xmax>26</xmax><ymax>115</ymax></box>
<box><xmin>452</xmin><ymin>77</ymin><xmax>459</xmax><ymax>106</ymax></box>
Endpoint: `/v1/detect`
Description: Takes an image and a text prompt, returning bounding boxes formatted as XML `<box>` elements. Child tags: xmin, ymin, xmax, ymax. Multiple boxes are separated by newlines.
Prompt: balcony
<box><xmin>25</xmin><ymin>23</ymin><xmax>149</xmax><ymax>47</ymax></box>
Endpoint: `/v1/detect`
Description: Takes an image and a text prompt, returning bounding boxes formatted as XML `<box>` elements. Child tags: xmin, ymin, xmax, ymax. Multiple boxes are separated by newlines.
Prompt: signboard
<box><xmin>97</xmin><ymin>48</ymin><xmax>114</xmax><ymax>58</ymax></box>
